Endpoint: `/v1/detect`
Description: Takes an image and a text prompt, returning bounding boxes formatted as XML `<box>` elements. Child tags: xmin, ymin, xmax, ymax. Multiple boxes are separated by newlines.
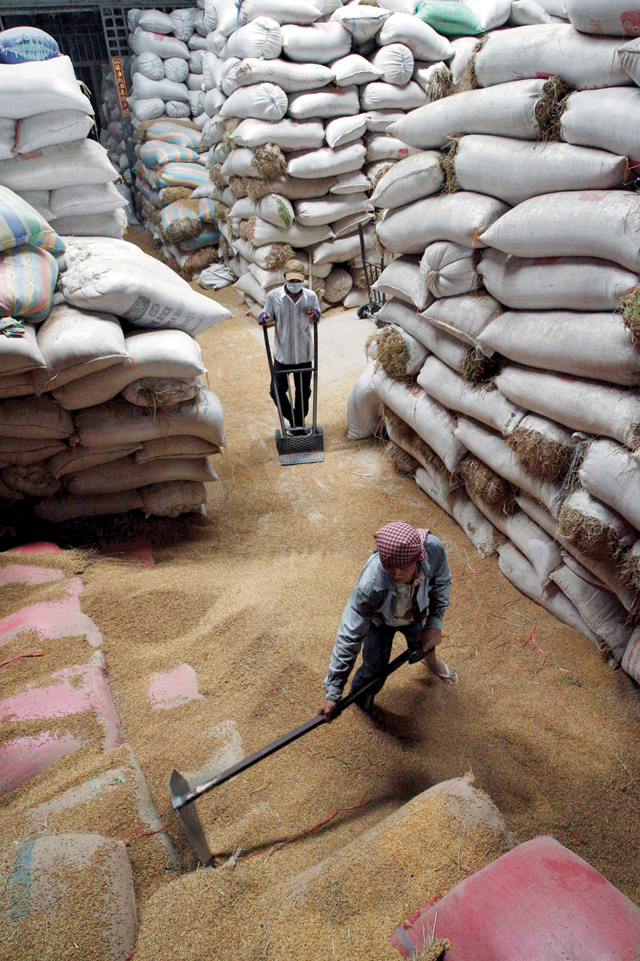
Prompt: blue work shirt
<box><xmin>323</xmin><ymin>533</ymin><xmax>452</xmax><ymax>701</ymax></box>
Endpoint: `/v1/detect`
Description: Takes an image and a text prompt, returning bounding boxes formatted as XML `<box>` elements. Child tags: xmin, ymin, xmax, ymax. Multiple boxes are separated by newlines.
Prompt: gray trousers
<box><xmin>350</xmin><ymin>620</ymin><xmax>424</xmax><ymax>703</ymax></box>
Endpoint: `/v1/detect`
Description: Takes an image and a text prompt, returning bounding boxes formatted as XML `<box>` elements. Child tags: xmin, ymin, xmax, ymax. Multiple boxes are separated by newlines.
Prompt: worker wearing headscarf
<box><xmin>320</xmin><ymin>521</ymin><xmax>456</xmax><ymax>721</ymax></box>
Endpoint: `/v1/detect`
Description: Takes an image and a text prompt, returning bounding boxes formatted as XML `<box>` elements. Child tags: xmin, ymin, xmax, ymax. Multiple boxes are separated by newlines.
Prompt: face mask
<box><xmin>286</xmin><ymin>281</ymin><xmax>303</xmax><ymax>294</ymax></box>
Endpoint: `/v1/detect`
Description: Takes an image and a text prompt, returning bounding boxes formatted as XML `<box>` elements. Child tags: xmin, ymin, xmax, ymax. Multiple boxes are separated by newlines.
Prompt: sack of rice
<box><xmin>295</xmin><ymin>192</ymin><xmax>366</xmax><ymax>226</ymax></box>
<box><xmin>472</xmin><ymin>24</ymin><xmax>629</xmax><ymax>89</ymax></box>
<box><xmin>455</xmin><ymin>416</ymin><xmax>563</xmax><ymax>514</ymax></box>
<box><xmin>133</xmin><ymin>74</ymin><xmax>190</xmax><ymax>103</ymax></box>
<box><xmin>377</xmin><ymin>191</ymin><xmax>509</xmax><ymax>254</ymax></box>
<box><xmin>14</xmin><ymin>109</ymin><xmax>94</xmax><ymax>155</ymax></box>
<box><xmin>133</xmin><ymin>98</ymin><xmax>165</xmax><ymax>122</ymax></box>
<box><xmin>65</xmin><ymin>454</ymin><xmax>216</xmax><ymax>495</ymax></box>
<box><xmin>287</xmin><ymin>142</ymin><xmax>366</xmax><ymax>178</ymax></box>
<box><xmin>231</xmin><ymin>0</ymin><xmax>322</xmax><ymax>30</ymax></box>
<box><xmin>0</xmin><ymin>186</ymin><xmax>63</xmax><ymax>254</ymax></box>
<box><xmin>332</xmin><ymin>54</ymin><xmax>381</xmax><ymax>87</ymax></box>
<box><xmin>416</xmin><ymin>463</ymin><xmax>498</xmax><ymax>556</ymax></box>
<box><xmin>373</xmin><ymin>324</ymin><xmax>429</xmax><ymax>376</ymax></box>
<box><xmin>331</xmin><ymin>4</ymin><xmax>391</xmax><ymax>42</ymax></box>
<box><xmin>558</xmin><ymin>488</ymin><xmax>636</xmax><ymax>562</ymax></box>
<box><xmin>0</xmin><ymin>246</ymin><xmax>58</xmax><ymax>323</ymax></box>
<box><xmin>0</xmin><ymin>394</ymin><xmax>73</xmax><ymax>439</ymax></box>
<box><xmin>226</xmin><ymin>17</ymin><xmax>283</xmax><ymax>59</ymax></box>
<box><xmin>0</xmin><ymin>323</ymin><xmax>46</xmax><ymax>389</ymax></box>
<box><xmin>550</xmin><ymin>562</ymin><xmax>633</xmax><ymax>660</ymax></box>
<box><xmin>560</xmin><ymin>88</ymin><xmax>640</xmax><ymax>166</ymax></box>
<box><xmin>55</xmin><ymin>209</ymin><xmax>127</xmax><ymax>239</ymax></box>
<box><xmin>420</xmin><ymin>241</ymin><xmax>480</xmax><ymax>299</ymax></box>
<box><xmin>373</xmin><ymin>258</ymin><xmax>431</xmax><ymax>311</ymax></box>
<box><xmin>325</xmin><ymin>115</ymin><xmax>368</xmax><ymax>149</ymax></box>
<box><xmin>377</xmin><ymin>12</ymin><xmax>453</xmax><ymax>61</ymax></box>
<box><xmin>415</xmin><ymin>0</ymin><xmax>511</xmax><ymax>34</ymax></box>
<box><xmin>281</xmin><ymin>23</ymin><xmax>351</xmax><ymax>63</ymax></box>
<box><xmin>507</xmin><ymin>412</ymin><xmax>577</xmax><ymax>487</ymax></box>
<box><xmin>133</xmin><ymin>27</ymin><xmax>190</xmax><ymax>59</ymax></box>
<box><xmin>370</xmin><ymin>43</ymin><xmax>414</xmax><ymax>86</ymax></box>
<box><xmin>389</xmin><ymin>78</ymin><xmax>565</xmax><ymax>150</ymax></box>
<box><xmin>37</xmin><ymin>305</ymin><xmax>128</xmax><ymax>392</ymax></box>
<box><xmin>0</xmin><ymin>140</ymin><xmax>119</xmax><ymax>192</ymax></box>
<box><xmin>233</xmin><ymin>59</ymin><xmax>334</xmax><ymax>92</ymax></box>
<box><xmin>0</xmin><ymin>56</ymin><xmax>93</xmax><ymax>119</ymax></box>
<box><xmin>287</xmin><ymin>85</ymin><xmax>360</xmax><ymax>120</ymax></box>
<box><xmin>565</xmin><ymin>0</ymin><xmax>640</xmax><ymax>36</ymax></box>
<box><xmin>579</xmin><ymin>439</ymin><xmax>640</xmax><ymax>532</ymax></box>
<box><xmin>74</xmin><ymin>388</ymin><xmax>224</xmax><ymax>449</ymax></box>
<box><xmin>496</xmin><ymin>365</ymin><xmax>640</xmax><ymax>449</ymax></box>
<box><xmin>479</xmin><ymin>310</ymin><xmax>640</xmax><ymax>386</ymax></box>
<box><xmin>331</xmin><ymin>170</ymin><xmax>370</xmax><ymax>195</ymax></box>
<box><xmin>479</xmin><ymin>250</ymin><xmax>637</xmax><ymax>312</ymax></box>
<box><xmin>419</xmin><ymin>355</ymin><xmax>525</xmax><ymax>435</ymax></box>
<box><xmin>136</xmin><ymin>436</ymin><xmax>220</xmax><ymax>464</ymax></box>
<box><xmin>498</xmin><ymin>541</ymin><xmax>600</xmax><ymax>644</ymax></box>
<box><xmin>451</xmin><ymin>135</ymin><xmax>627</xmax><ymax>206</ymax></box>
<box><xmin>233</xmin><ymin>119</ymin><xmax>324</xmax><ymax>152</ymax></box>
<box><xmin>220</xmin><ymin>83</ymin><xmax>288</xmax><ymax>120</ymax></box>
<box><xmin>510</xmin><ymin>0</ymin><xmax>553</xmax><ymax>23</ymax></box>
<box><xmin>53</xmin><ymin>328</ymin><xmax>205</xmax><ymax>410</ymax></box>
<box><xmin>618</xmin><ymin>37</ymin><xmax>640</xmax><ymax>85</ymax></box>
<box><xmin>347</xmin><ymin>361</ymin><xmax>381</xmax><ymax>440</ymax></box>
<box><xmin>373</xmin><ymin>368</ymin><xmax>466</xmax><ymax>472</ymax></box>
<box><xmin>480</xmin><ymin>191</ymin><xmax>640</xmax><ymax>274</ymax></box>
<box><xmin>59</xmin><ymin>239</ymin><xmax>231</xmax><ymax>335</ymax></box>
<box><xmin>370</xmin><ymin>151</ymin><xmax>443</xmax><ymax>210</ymax></box>
<box><xmin>138</xmin><ymin>479</ymin><xmax>206</xmax><ymax>516</ymax></box>
<box><xmin>360</xmin><ymin>81</ymin><xmax>427</xmax><ymax>111</ymax></box>
<box><xmin>365</xmin><ymin>134</ymin><xmax>416</xmax><ymax>163</ymax></box>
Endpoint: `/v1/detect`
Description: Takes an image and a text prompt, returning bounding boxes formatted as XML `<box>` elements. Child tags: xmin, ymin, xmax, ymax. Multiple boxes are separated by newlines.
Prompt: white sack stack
<box><xmin>348</xmin><ymin>9</ymin><xmax>640</xmax><ymax>684</ymax></box>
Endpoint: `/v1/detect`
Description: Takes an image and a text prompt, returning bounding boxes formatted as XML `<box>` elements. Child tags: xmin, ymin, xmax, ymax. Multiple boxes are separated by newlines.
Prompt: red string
<box><xmin>0</xmin><ymin>649</ymin><xmax>44</xmax><ymax>669</ymax></box>
<box><xmin>518</xmin><ymin>624</ymin><xmax>547</xmax><ymax>676</ymax></box>
<box><xmin>239</xmin><ymin>789</ymin><xmax>370</xmax><ymax>864</ymax></box>
<box><xmin>117</xmin><ymin>826</ymin><xmax>169</xmax><ymax>843</ymax></box>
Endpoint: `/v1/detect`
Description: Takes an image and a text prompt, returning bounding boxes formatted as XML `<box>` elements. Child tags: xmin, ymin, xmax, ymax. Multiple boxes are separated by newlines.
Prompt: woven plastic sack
<box><xmin>560</xmin><ymin>88</ymin><xmax>640</xmax><ymax>167</ymax></box>
<box><xmin>390</xmin><ymin>78</ymin><xmax>554</xmax><ymax>149</ymax></box>
<box><xmin>565</xmin><ymin>0</ymin><xmax>640</xmax><ymax>36</ymax></box>
<box><xmin>15</xmin><ymin>109</ymin><xmax>94</xmax><ymax>154</ymax></box>
<box><xmin>171</xmin><ymin>8</ymin><xmax>197</xmax><ymax>40</ymax></box>
<box><xmin>377</xmin><ymin>191</ymin><xmax>508</xmax><ymax>254</ymax></box>
<box><xmin>453</xmin><ymin>135</ymin><xmax>627</xmax><ymax>206</ymax></box>
<box><xmin>580</xmin><ymin>439</ymin><xmax>640</xmax><ymax>533</ymax></box>
<box><xmin>66</xmin><ymin>454</ymin><xmax>216</xmax><ymax>495</ymax></box>
<box><xmin>370</xmin><ymin>44</ymin><xmax>414</xmax><ymax>86</ymax></box>
<box><xmin>295</xmin><ymin>192</ymin><xmax>367</xmax><ymax>226</ymax></box>
<box><xmin>287</xmin><ymin>85</ymin><xmax>359</xmax><ymax>120</ymax></box>
<box><xmin>332</xmin><ymin>54</ymin><xmax>381</xmax><ymax>86</ymax></box>
<box><xmin>324</xmin><ymin>267</ymin><xmax>353</xmax><ymax>303</ymax></box>
<box><xmin>509</xmin><ymin>0</ymin><xmax>553</xmax><ymax>23</ymax></box>
<box><xmin>288</xmin><ymin>141</ymin><xmax>366</xmax><ymax>178</ymax></box>
<box><xmin>37</xmin><ymin>304</ymin><xmax>128</xmax><ymax>392</ymax></box>
<box><xmin>360</xmin><ymin>81</ymin><xmax>426</xmax><ymax>111</ymax></box>
<box><xmin>133</xmin><ymin>98</ymin><xmax>165</xmax><ymax>121</ymax></box>
<box><xmin>0</xmin><ymin>245</ymin><xmax>58</xmax><ymax>323</ymax></box>
<box><xmin>157</xmin><ymin>162</ymin><xmax>209</xmax><ymax>188</ymax></box>
<box><xmin>227</xmin><ymin>17</ymin><xmax>283</xmax><ymax>59</ymax></box>
<box><xmin>231</xmin><ymin>0</ymin><xmax>323</xmax><ymax>29</ymax></box>
<box><xmin>135</xmin><ymin>51</ymin><xmax>164</xmax><ymax>81</ymax></box>
<box><xmin>481</xmin><ymin>190</ymin><xmax>640</xmax><ymax>273</ymax></box>
<box><xmin>0</xmin><ymin>186</ymin><xmax>63</xmax><ymax>254</ymax></box>
<box><xmin>415</xmin><ymin>0</ymin><xmax>511</xmax><ymax>35</ymax></box>
<box><xmin>496</xmin><ymin>365</ymin><xmax>640</xmax><ymax>449</ymax></box>
<box><xmin>550</xmin><ymin>562</ymin><xmax>632</xmax><ymax>660</ymax></box>
<box><xmin>139</xmin><ymin>9</ymin><xmax>173</xmax><ymax>33</ymax></box>
<box><xmin>618</xmin><ymin>38</ymin><xmax>640</xmax><ymax>85</ymax></box>
<box><xmin>377</xmin><ymin>12</ymin><xmax>453</xmax><ymax>61</ymax></box>
<box><xmin>331</xmin><ymin>4</ymin><xmax>391</xmax><ymax>42</ymax></box>
<box><xmin>370</xmin><ymin>151</ymin><xmax>443</xmax><ymax>210</ymax></box>
<box><xmin>0</xmin><ymin>139</ymin><xmax>119</xmax><ymax>191</ymax></box>
<box><xmin>0</xmin><ymin>26</ymin><xmax>59</xmax><ymax>63</ymax></box>
<box><xmin>233</xmin><ymin>58</ymin><xmax>333</xmax><ymax>92</ymax></box>
<box><xmin>141</xmin><ymin>119</ymin><xmax>201</xmax><ymax>150</ymax></box>
<box><xmin>220</xmin><ymin>83</ymin><xmax>287</xmax><ymax>120</ymax></box>
<box><xmin>280</xmin><ymin>22</ymin><xmax>350</xmax><ymax>64</ymax></box>
<box><xmin>373</xmin><ymin>258</ymin><xmax>431</xmax><ymax>311</ymax></box>
<box><xmin>347</xmin><ymin>361</ymin><xmax>380</xmax><ymax>440</ymax></box>
<box><xmin>473</xmin><ymin>24</ymin><xmax>629</xmax><ymax>90</ymax></box>
<box><xmin>133</xmin><ymin>28</ymin><xmax>190</xmax><ymax>60</ymax></box>
<box><xmin>420</xmin><ymin>241</ymin><xmax>480</xmax><ymax>299</ymax></box>
<box><xmin>326</xmin><ymin>114</ymin><xmax>368</xmax><ymax>149</ymax></box>
<box><xmin>478</xmin><ymin>249</ymin><xmax>637</xmax><ymax>311</ymax></box>
<box><xmin>0</xmin><ymin>56</ymin><xmax>92</xmax><ymax>119</ymax></box>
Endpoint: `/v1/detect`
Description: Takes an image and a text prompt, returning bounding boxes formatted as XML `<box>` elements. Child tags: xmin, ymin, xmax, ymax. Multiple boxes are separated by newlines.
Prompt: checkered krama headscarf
<box><xmin>374</xmin><ymin>522</ymin><xmax>430</xmax><ymax>568</ymax></box>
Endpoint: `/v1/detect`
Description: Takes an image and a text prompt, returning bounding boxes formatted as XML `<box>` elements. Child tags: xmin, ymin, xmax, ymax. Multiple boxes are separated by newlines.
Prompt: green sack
<box><xmin>414</xmin><ymin>0</ymin><xmax>484</xmax><ymax>36</ymax></box>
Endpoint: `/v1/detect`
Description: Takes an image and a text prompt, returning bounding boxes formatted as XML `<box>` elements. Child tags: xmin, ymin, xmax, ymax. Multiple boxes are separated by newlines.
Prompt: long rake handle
<box><xmin>172</xmin><ymin>647</ymin><xmax>421</xmax><ymax>810</ymax></box>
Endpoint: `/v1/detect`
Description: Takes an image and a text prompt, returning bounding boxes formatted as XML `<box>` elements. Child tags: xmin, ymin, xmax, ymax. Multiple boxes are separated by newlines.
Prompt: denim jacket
<box><xmin>323</xmin><ymin>533</ymin><xmax>451</xmax><ymax>701</ymax></box>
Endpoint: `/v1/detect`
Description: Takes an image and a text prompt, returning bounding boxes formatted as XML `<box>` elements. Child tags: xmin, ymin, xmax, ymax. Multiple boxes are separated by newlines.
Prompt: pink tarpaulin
<box><xmin>148</xmin><ymin>663</ymin><xmax>205</xmax><ymax>710</ymax></box>
<box><xmin>391</xmin><ymin>837</ymin><xmax>640</xmax><ymax>961</ymax></box>
<box><xmin>8</xmin><ymin>543</ymin><xmax>62</xmax><ymax>554</ymax></box>
<box><xmin>0</xmin><ymin>565</ymin><xmax>63</xmax><ymax>586</ymax></box>
<box><xmin>0</xmin><ymin>577</ymin><xmax>102</xmax><ymax>649</ymax></box>
<box><xmin>0</xmin><ymin>730</ymin><xmax>86</xmax><ymax>797</ymax></box>
<box><xmin>0</xmin><ymin>651</ymin><xmax>123</xmax><ymax>752</ymax></box>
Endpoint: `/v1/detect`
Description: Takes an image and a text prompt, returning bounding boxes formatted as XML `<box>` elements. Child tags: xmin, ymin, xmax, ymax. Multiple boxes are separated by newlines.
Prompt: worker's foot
<box><xmin>430</xmin><ymin>657</ymin><xmax>458</xmax><ymax>685</ymax></box>
<box><xmin>354</xmin><ymin>692</ymin><xmax>376</xmax><ymax>712</ymax></box>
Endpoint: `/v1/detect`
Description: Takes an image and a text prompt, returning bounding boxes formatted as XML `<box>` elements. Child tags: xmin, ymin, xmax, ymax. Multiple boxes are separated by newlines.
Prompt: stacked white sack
<box><xmin>198</xmin><ymin>0</ymin><xmax>455</xmax><ymax>312</ymax></box>
<box><xmin>348</xmin><ymin>14</ymin><xmax>640</xmax><ymax>682</ymax></box>
<box><xmin>131</xmin><ymin>117</ymin><xmax>222</xmax><ymax>278</ymax></box>
<box><xmin>0</xmin><ymin>181</ymin><xmax>231</xmax><ymax>522</ymax></box>
<box><xmin>0</xmin><ymin>54</ymin><xmax>127</xmax><ymax>240</ymax></box>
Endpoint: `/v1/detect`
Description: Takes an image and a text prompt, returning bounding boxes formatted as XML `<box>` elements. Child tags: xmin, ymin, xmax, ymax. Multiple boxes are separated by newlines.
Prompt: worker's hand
<box><xmin>319</xmin><ymin>699</ymin><xmax>339</xmax><ymax>722</ymax></box>
<box><xmin>308</xmin><ymin>307</ymin><xmax>321</xmax><ymax>324</ymax></box>
<box><xmin>416</xmin><ymin>627</ymin><xmax>442</xmax><ymax>654</ymax></box>
<box><xmin>258</xmin><ymin>311</ymin><xmax>270</xmax><ymax>326</ymax></box>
